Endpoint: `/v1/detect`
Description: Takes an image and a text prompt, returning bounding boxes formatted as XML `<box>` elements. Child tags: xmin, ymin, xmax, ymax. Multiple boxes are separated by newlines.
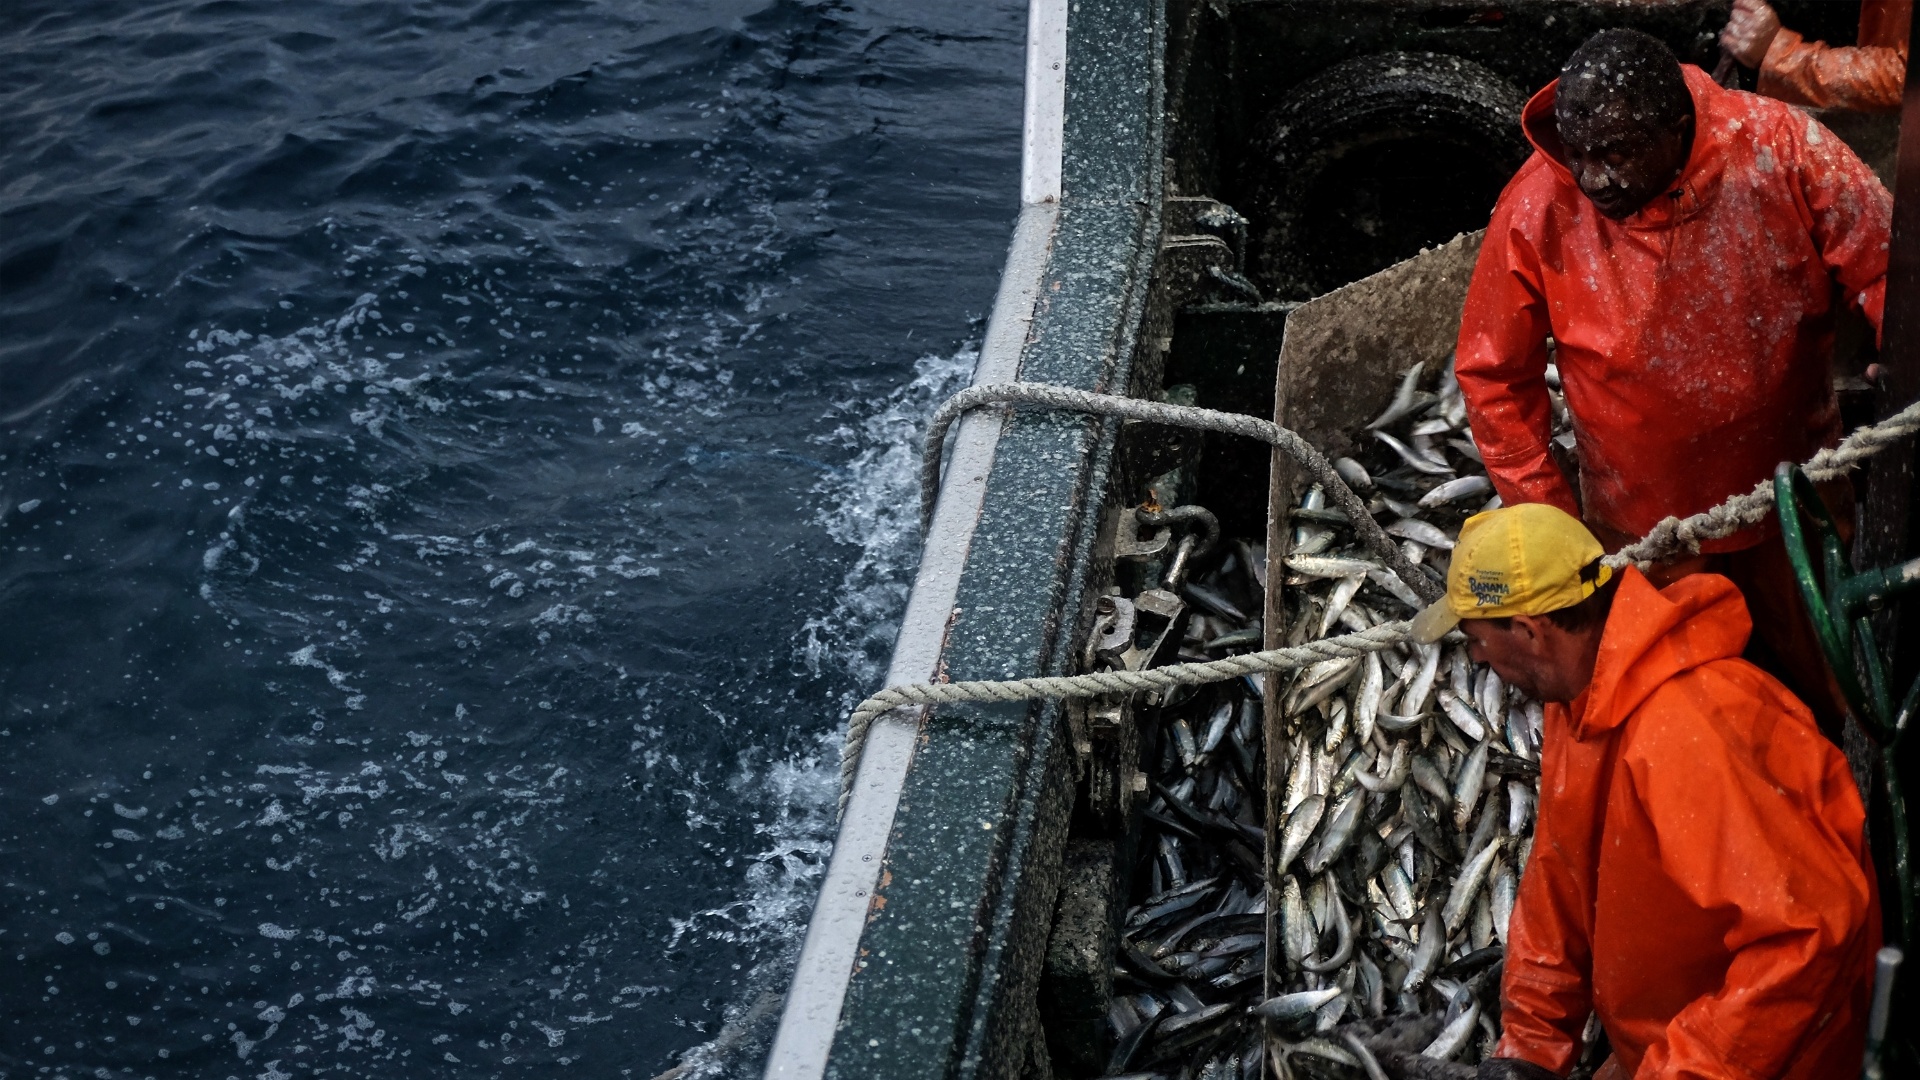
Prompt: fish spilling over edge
<box><xmin>1084</xmin><ymin>357</ymin><xmax>1569</xmax><ymax>1079</ymax></box>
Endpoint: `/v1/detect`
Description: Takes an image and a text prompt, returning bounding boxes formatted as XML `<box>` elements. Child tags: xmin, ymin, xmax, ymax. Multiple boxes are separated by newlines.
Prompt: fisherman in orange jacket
<box><xmin>1722</xmin><ymin>0</ymin><xmax>1910</xmax><ymax>112</ymax></box>
<box><xmin>1411</xmin><ymin>504</ymin><xmax>1878</xmax><ymax>1079</ymax></box>
<box><xmin>1455</xmin><ymin>28</ymin><xmax>1891</xmax><ymax>727</ymax></box>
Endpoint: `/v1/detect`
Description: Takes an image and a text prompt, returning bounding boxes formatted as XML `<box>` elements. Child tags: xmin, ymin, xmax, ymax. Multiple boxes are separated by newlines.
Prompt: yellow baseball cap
<box><xmin>1410</xmin><ymin>503</ymin><xmax>1613</xmax><ymax>643</ymax></box>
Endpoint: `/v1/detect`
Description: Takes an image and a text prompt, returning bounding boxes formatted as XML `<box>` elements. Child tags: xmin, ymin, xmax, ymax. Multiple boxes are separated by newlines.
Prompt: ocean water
<box><xmin>0</xmin><ymin>3</ymin><xmax>1023</xmax><ymax>1077</ymax></box>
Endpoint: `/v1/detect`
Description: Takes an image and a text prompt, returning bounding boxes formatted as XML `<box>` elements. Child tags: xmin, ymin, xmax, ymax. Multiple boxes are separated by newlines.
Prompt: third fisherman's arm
<box><xmin>1455</xmin><ymin>197</ymin><xmax>1579</xmax><ymax>517</ymax></box>
<box><xmin>1760</xmin><ymin>29</ymin><xmax>1907</xmax><ymax>113</ymax></box>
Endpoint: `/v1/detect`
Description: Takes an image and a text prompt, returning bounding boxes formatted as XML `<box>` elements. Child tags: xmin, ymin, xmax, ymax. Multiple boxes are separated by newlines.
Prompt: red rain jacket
<box><xmin>1761</xmin><ymin>0</ymin><xmax>1910</xmax><ymax>113</ymax></box>
<box><xmin>1457</xmin><ymin>65</ymin><xmax>1890</xmax><ymax>553</ymax></box>
<box><xmin>1498</xmin><ymin>569</ymin><xmax>1878</xmax><ymax>1078</ymax></box>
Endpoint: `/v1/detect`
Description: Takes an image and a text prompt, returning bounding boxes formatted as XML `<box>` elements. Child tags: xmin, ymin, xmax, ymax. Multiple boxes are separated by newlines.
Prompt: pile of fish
<box><xmin>1092</xmin><ymin>358</ymin><xmax>1578</xmax><ymax>1080</ymax></box>
<box><xmin>1095</xmin><ymin>532</ymin><xmax>1275</xmax><ymax>1080</ymax></box>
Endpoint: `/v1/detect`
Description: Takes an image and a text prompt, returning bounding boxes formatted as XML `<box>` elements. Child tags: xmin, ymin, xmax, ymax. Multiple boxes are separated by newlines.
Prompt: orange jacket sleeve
<box><xmin>1494</xmin><ymin>704</ymin><xmax>1603</xmax><ymax>1073</ymax></box>
<box><xmin>1455</xmin><ymin>179</ymin><xmax>1581</xmax><ymax>518</ymax></box>
<box><xmin>1759</xmin><ymin>28</ymin><xmax>1906</xmax><ymax>113</ymax></box>
<box><xmin>1621</xmin><ymin>682</ymin><xmax>1874</xmax><ymax>1079</ymax></box>
<box><xmin>1784</xmin><ymin>111</ymin><xmax>1893</xmax><ymax>341</ymax></box>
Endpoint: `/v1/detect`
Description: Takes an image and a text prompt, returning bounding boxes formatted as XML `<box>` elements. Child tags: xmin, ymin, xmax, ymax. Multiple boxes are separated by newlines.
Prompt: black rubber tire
<box><xmin>1246</xmin><ymin>52</ymin><xmax>1529</xmax><ymax>299</ymax></box>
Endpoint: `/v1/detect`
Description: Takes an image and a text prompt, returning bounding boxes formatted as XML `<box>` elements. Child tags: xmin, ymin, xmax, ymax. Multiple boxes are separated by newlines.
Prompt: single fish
<box><xmin>1403</xmin><ymin>906</ymin><xmax>1444</xmax><ymax>992</ymax></box>
<box><xmin>1381</xmin><ymin>862</ymin><xmax>1417</xmax><ymax>922</ymax></box>
<box><xmin>1124</xmin><ymin>877</ymin><xmax>1220</xmax><ymax>931</ymax></box>
<box><xmin>1285</xmin><ymin>656</ymin><xmax>1359</xmax><ymax>715</ymax></box>
<box><xmin>1306</xmin><ymin>787</ymin><xmax>1364</xmax><ymax>874</ymax></box>
<box><xmin>1490</xmin><ymin>858</ymin><xmax>1517</xmax><ymax>943</ymax></box>
<box><xmin>1286</xmin><ymin>554</ymin><xmax>1377</xmax><ymax>579</ymax></box>
<box><xmin>1451</xmin><ymin>740</ymin><xmax>1490</xmax><ymax>832</ymax></box>
<box><xmin>1318</xmin><ymin>573</ymin><xmax>1366</xmax><ymax>637</ymax></box>
<box><xmin>1252</xmin><ymin>987</ymin><xmax>1343</xmax><ymax>1022</ymax></box>
<box><xmin>1200</xmin><ymin>701</ymin><xmax>1234</xmax><ymax>755</ymax></box>
<box><xmin>1409</xmin><ymin>432</ymin><xmax>1456</xmax><ymax>471</ymax></box>
<box><xmin>1184</xmin><ymin>582</ymin><xmax>1248</xmax><ymax>625</ymax></box>
<box><xmin>1291</xmin><ymin>528</ymin><xmax>1335</xmax><ymax>558</ymax></box>
<box><xmin>1354</xmin><ymin>740</ymin><xmax>1410</xmax><ymax>793</ymax></box>
<box><xmin>1448</xmin><ymin>648</ymin><xmax>1474</xmax><ymax>702</ymax></box>
<box><xmin>1366</xmin><ymin>567</ymin><xmax>1426</xmax><ymax>611</ymax></box>
<box><xmin>1324</xmin><ymin>696</ymin><xmax>1350</xmax><ymax>753</ymax></box>
<box><xmin>1367</xmin><ymin>361</ymin><xmax>1428</xmax><ymax>431</ymax></box>
<box><xmin>1381</xmin><ymin>495</ymin><xmax>1423</xmax><ymax>519</ymax></box>
<box><xmin>1410</xmin><ymin>753</ymin><xmax>1453</xmax><ymax>809</ymax></box>
<box><xmin>1409</xmin><ymin>417</ymin><xmax>1453</xmax><ymax>438</ymax></box>
<box><xmin>1420</xmin><ymin>1001</ymin><xmax>1481</xmax><ymax>1061</ymax></box>
<box><xmin>1333</xmin><ymin>456</ymin><xmax>1373</xmax><ymax>492</ymax></box>
<box><xmin>1385</xmin><ymin>518</ymin><xmax>1456</xmax><ymax>550</ymax></box>
<box><xmin>1476</xmin><ymin>667</ymin><xmax>1506</xmax><ymax>736</ymax></box>
<box><xmin>1357</xmin><ymin>948</ymin><xmax>1387</xmax><ymax>1018</ymax></box>
<box><xmin>1173</xmin><ymin>716</ymin><xmax>1200</xmax><ymax>768</ymax></box>
<box><xmin>1442</xmin><ymin>837</ymin><xmax>1503</xmax><ymax>935</ymax></box>
<box><xmin>1447</xmin><ymin>437</ymin><xmax>1483</xmax><ymax>465</ymax></box>
<box><xmin>1436</xmin><ymin>689</ymin><xmax>1489</xmax><ymax>743</ymax></box>
<box><xmin>1402</xmin><ymin>784</ymin><xmax>1456</xmax><ymax>864</ymax></box>
<box><xmin>1507</xmin><ymin>779</ymin><xmax>1534</xmax><ymax>835</ymax></box>
<box><xmin>1402</xmin><ymin>644</ymin><xmax>1440</xmax><ymax>716</ymax></box>
<box><xmin>1353</xmin><ymin>650</ymin><xmax>1383</xmax><ymax>745</ymax></box>
<box><xmin>1504</xmin><ymin>705</ymin><xmax>1534</xmax><ymax>762</ymax></box>
<box><xmin>1284</xmin><ymin>739</ymin><xmax>1315</xmax><ymax>814</ymax></box>
<box><xmin>1374</xmin><ymin>430</ymin><xmax>1454</xmax><ymax>476</ymax></box>
<box><xmin>1280</xmin><ymin>874</ymin><xmax>1315</xmax><ymax>968</ymax></box>
<box><xmin>1276</xmin><ymin>795</ymin><xmax>1325</xmax><ymax>875</ymax></box>
<box><xmin>1301</xmin><ymin>892</ymin><xmax>1354</xmax><ymax>973</ymax></box>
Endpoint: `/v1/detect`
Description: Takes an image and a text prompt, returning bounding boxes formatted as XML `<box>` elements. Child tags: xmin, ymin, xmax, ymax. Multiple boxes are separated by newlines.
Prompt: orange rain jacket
<box><xmin>1456</xmin><ymin>65</ymin><xmax>1890</xmax><ymax>553</ymax></box>
<box><xmin>1498</xmin><ymin>569</ymin><xmax>1878</xmax><ymax>1078</ymax></box>
<box><xmin>1760</xmin><ymin>0</ymin><xmax>1910</xmax><ymax>113</ymax></box>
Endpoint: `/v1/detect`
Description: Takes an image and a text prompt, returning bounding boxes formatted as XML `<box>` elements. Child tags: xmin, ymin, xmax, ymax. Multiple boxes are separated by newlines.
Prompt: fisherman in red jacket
<box><xmin>1410</xmin><ymin>504</ymin><xmax>1878</xmax><ymax>1079</ymax></box>
<box><xmin>1455</xmin><ymin>28</ymin><xmax>1891</xmax><ymax>726</ymax></box>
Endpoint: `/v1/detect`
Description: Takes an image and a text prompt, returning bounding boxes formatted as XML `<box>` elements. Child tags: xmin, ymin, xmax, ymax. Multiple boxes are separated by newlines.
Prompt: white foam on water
<box><xmin>663</xmin><ymin>342</ymin><xmax>978</xmax><ymax>1077</ymax></box>
<box><xmin>801</xmin><ymin>344</ymin><xmax>979</xmax><ymax>686</ymax></box>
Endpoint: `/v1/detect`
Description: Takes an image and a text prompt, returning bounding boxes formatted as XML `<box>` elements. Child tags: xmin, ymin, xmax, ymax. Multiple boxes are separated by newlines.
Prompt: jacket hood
<box><xmin>1570</xmin><ymin>568</ymin><xmax>1754</xmax><ymax>739</ymax></box>
<box><xmin>1520</xmin><ymin>64</ymin><xmax>1732</xmax><ymax>229</ymax></box>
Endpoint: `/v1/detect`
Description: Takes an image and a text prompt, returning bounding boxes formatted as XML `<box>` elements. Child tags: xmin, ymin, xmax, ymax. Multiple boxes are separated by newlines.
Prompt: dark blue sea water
<box><xmin>0</xmin><ymin>3</ymin><xmax>1023</xmax><ymax>1077</ymax></box>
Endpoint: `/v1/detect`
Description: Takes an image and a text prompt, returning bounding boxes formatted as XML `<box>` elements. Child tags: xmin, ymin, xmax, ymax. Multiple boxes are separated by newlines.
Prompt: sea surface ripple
<box><xmin>0</xmin><ymin>2</ymin><xmax>1022</xmax><ymax>1076</ymax></box>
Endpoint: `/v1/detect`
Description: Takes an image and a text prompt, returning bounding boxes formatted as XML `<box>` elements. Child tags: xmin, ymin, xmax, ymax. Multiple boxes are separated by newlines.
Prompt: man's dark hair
<box><xmin>1556</xmin><ymin>28</ymin><xmax>1693</xmax><ymax>134</ymax></box>
<box><xmin>1540</xmin><ymin>566</ymin><xmax>1619</xmax><ymax>633</ymax></box>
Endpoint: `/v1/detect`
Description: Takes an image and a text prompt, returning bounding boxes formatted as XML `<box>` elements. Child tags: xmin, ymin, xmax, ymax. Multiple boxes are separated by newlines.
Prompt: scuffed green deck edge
<box><xmin>825</xmin><ymin>2</ymin><xmax>1167</xmax><ymax>1078</ymax></box>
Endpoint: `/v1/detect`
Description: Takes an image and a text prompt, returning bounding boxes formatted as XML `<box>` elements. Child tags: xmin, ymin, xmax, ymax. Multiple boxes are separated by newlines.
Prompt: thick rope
<box><xmin>838</xmin><ymin>622</ymin><xmax>1409</xmax><ymax>808</ymax></box>
<box><xmin>841</xmin><ymin>389</ymin><xmax>1920</xmax><ymax>813</ymax></box>
<box><xmin>921</xmin><ymin>383</ymin><xmax>1444</xmax><ymax>606</ymax></box>
<box><xmin>1607</xmin><ymin>397</ymin><xmax>1920</xmax><ymax>567</ymax></box>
